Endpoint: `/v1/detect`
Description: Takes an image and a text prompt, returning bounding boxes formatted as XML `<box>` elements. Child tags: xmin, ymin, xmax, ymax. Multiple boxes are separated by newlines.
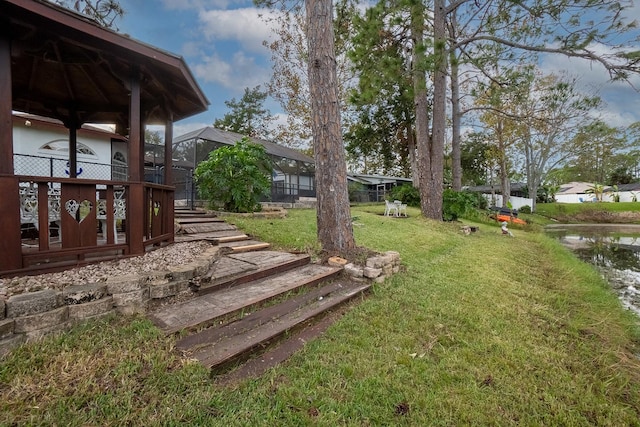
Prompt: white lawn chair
<box><xmin>384</xmin><ymin>200</ymin><xmax>399</xmax><ymax>217</ymax></box>
<box><xmin>395</xmin><ymin>200</ymin><xmax>408</xmax><ymax>217</ymax></box>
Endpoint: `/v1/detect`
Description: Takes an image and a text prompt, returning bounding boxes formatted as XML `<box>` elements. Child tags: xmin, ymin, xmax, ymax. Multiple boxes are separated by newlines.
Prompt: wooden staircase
<box><xmin>150</xmin><ymin>209</ymin><xmax>371</xmax><ymax>376</ymax></box>
<box><xmin>174</xmin><ymin>208</ymin><xmax>268</xmax><ymax>250</ymax></box>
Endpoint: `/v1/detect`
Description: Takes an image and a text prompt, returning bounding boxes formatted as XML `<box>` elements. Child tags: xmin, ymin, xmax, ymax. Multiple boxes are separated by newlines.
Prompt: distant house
<box><xmin>555</xmin><ymin>182</ymin><xmax>601</xmax><ymax>203</ymax></box>
<box><xmin>556</xmin><ymin>181</ymin><xmax>640</xmax><ymax>203</ymax></box>
<box><xmin>172</xmin><ymin>127</ymin><xmax>316</xmax><ymax>205</ymax></box>
<box><xmin>465</xmin><ymin>182</ymin><xmax>528</xmax><ymax>198</ymax></box>
<box><xmin>465</xmin><ymin>182</ymin><xmax>533</xmax><ymax>210</ymax></box>
<box><xmin>347</xmin><ymin>173</ymin><xmax>413</xmax><ymax>202</ymax></box>
<box><xmin>609</xmin><ymin>183</ymin><xmax>640</xmax><ymax>202</ymax></box>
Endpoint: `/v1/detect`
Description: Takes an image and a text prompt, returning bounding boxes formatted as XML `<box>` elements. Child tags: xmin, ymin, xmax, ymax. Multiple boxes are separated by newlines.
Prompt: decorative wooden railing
<box><xmin>14</xmin><ymin>176</ymin><xmax>174</xmax><ymax>273</ymax></box>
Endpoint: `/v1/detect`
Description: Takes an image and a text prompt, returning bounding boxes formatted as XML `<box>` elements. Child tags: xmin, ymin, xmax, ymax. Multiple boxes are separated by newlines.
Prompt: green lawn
<box><xmin>536</xmin><ymin>201</ymin><xmax>640</xmax><ymax>217</ymax></box>
<box><xmin>2</xmin><ymin>205</ymin><xmax>640</xmax><ymax>426</ymax></box>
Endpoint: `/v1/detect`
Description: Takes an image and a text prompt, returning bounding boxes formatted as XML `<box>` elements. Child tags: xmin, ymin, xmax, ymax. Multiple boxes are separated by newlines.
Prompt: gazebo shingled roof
<box><xmin>2</xmin><ymin>0</ymin><xmax>208</xmax><ymax>130</ymax></box>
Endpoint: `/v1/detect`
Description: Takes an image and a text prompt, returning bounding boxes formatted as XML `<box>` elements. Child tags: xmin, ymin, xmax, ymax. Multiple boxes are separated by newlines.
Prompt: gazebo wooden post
<box><xmin>127</xmin><ymin>69</ymin><xmax>144</xmax><ymax>255</ymax></box>
<box><xmin>164</xmin><ymin>118</ymin><xmax>175</xmax><ymax>241</ymax></box>
<box><xmin>0</xmin><ymin>28</ymin><xmax>23</xmax><ymax>271</ymax></box>
<box><xmin>67</xmin><ymin>119</ymin><xmax>79</xmax><ymax>178</ymax></box>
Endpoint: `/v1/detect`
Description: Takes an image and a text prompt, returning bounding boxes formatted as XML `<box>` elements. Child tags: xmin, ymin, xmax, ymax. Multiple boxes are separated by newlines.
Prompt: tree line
<box><xmin>57</xmin><ymin>0</ymin><xmax>640</xmax><ymax>256</ymax></box>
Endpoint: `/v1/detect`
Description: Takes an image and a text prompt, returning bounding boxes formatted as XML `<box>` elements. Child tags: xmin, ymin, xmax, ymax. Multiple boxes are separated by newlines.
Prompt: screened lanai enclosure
<box><xmin>172</xmin><ymin>127</ymin><xmax>316</xmax><ymax>207</ymax></box>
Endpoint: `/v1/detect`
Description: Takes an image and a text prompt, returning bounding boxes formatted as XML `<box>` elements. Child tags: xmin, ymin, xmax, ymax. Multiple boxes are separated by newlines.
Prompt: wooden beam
<box><xmin>68</xmin><ymin>125</ymin><xmax>78</xmax><ymax>178</ymax></box>
<box><xmin>128</xmin><ymin>69</ymin><xmax>144</xmax><ymax>255</ymax></box>
<box><xmin>0</xmin><ymin>27</ymin><xmax>23</xmax><ymax>272</ymax></box>
<box><xmin>164</xmin><ymin>117</ymin><xmax>174</xmax><ymax>242</ymax></box>
<box><xmin>0</xmin><ymin>25</ymin><xmax>13</xmax><ymax>175</ymax></box>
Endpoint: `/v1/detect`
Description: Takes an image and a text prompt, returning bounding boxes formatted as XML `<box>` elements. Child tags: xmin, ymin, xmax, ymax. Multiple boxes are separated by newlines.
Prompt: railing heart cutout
<box><xmin>65</xmin><ymin>199</ymin><xmax>93</xmax><ymax>222</ymax></box>
<box><xmin>153</xmin><ymin>201</ymin><xmax>161</xmax><ymax>216</ymax></box>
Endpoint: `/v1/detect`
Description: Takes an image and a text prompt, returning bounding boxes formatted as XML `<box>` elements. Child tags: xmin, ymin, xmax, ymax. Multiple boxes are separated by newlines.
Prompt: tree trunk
<box><xmin>524</xmin><ymin>134</ymin><xmax>537</xmax><ymax>212</ymax></box>
<box><xmin>410</xmin><ymin>1</ymin><xmax>431</xmax><ymax>216</ymax></box>
<box><xmin>448</xmin><ymin>11</ymin><xmax>462</xmax><ymax>192</ymax></box>
<box><xmin>497</xmin><ymin>119</ymin><xmax>510</xmax><ymax>208</ymax></box>
<box><xmin>407</xmin><ymin>123</ymin><xmax>419</xmax><ymax>187</ymax></box>
<box><xmin>450</xmin><ymin>50</ymin><xmax>461</xmax><ymax>191</ymax></box>
<box><xmin>306</xmin><ymin>0</ymin><xmax>355</xmax><ymax>254</ymax></box>
<box><xmin>425</xmin><ymin>0</ymin><xmax>446</xmax><ymax>220</ymax></box>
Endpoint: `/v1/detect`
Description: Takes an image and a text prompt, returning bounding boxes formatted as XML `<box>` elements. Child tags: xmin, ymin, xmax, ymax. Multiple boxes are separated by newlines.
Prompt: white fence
<box><xmin>481</xmin><ymin>194</ymin><xmax>533</xmax><ymax>210</ymax></box>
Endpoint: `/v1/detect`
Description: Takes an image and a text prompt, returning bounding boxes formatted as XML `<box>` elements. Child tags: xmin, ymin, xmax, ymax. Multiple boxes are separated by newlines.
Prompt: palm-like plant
<box><xmin>586</xmin><ymin>183</ymin><xmax>604</xmax><ymax>202</ymax></box>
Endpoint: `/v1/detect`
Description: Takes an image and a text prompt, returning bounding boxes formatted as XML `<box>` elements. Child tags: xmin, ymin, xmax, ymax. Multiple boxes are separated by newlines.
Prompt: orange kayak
<box><xmin>497</xmin><ymin>214</ymin><xmax>526</xmax><ymax>225</ymax></box>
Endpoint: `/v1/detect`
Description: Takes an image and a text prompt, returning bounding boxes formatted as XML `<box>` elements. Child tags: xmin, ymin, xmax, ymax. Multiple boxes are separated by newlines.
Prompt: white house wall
<box><xmin>13</xmin><ymin>120</ymin><xmax>115</xmax><ymax>180</ymax></box>
<box><xmin>555</xmin><ymin>194</ymin><xmax>593</xmax><ymax>203</ymax></box>
<box><xmin>556</xmin><ymin>192</ymin><xmax>639</xmax><ymax>203</ymax></box>
<box><xmin>482</xmin><ymin>194</ymin><xmax>534</xmax><ymax>210</ymax></box>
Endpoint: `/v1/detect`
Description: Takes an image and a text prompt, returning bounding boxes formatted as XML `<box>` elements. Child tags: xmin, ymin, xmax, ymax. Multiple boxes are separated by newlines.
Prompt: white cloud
<box><xmin>539</xmin><ymin>50</ymin><xmax>640</xmax><ymax>127</ymax></box>
<box><xmin>173</xmin><ymin>121</ymin><xmax>211</xmax><ymax>137</ymax></box>
<box><xmin>198</xmin><ymin>8</ymin><xmax>277</xmax><ymax>52</ymax></box>
<box><xmin>161</xmin><ymin>0</ymin><xmax>231</xmax><ymax>10</ymax></box>
<box><xmin>192</xmin><ymin>51</ymin><xmax>271</xmax><ymax>89</ymax></box>
<box><xmin>181</xmin><ymin>41</ymin><xmax>202</xmax><ymax>57</ymax></box>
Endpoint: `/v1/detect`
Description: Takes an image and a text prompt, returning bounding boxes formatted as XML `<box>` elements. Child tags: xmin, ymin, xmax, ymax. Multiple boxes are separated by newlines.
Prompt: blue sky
<box><xmin>112</xmin><ymin>0</ymin><xmax>640</xmax><ymax>140</ymax></box>
<box><xmin>116</xmin><ymin>0</ymin><xmax>278</xmax><ymax>137</ymax></box>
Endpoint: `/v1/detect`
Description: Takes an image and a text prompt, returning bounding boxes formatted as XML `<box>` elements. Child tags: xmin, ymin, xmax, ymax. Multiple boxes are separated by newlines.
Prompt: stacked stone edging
<box><xmin>0</xmin><ymin>247</ymin><xmax>401</xmax><ymax>358</ymax></box>
<box><xmin>0</xmin><ymin>246</ymin><xmax>221</xmax><ymax>357</ymax></box>
<box><xmin>343</xmin><ymin>251</ymin><xmax>401</xmax><ymax>283</ymax></box>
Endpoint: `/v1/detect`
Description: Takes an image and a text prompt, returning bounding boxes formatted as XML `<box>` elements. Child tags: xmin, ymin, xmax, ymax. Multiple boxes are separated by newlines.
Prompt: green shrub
<box><xmin>389</xmin><ymin>184</ymin><xmax>420</xmax><ymax>207</ymax></box>
<box><xmin>519</xmin><ymin>205</ymin><xmax>532</xmax><ymax>214</ymax></box>
<box><xmin>442</xmin><ymin>189</ymin><xmax>481</xmax><ymax>221</ymax></box>
<box><xmin>194</xmin><ymin>138</ymin><xmax>272</xmax><ymax>213</ymax></box>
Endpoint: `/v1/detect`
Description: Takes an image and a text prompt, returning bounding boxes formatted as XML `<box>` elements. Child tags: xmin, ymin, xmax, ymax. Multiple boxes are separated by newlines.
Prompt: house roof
<box><xmin>3</xmin><ymin>0</ymin><xmax>209</xmax><ymax>129</ymax></box>
<box><xmin>465</xmin><ymin>182</ymin><xmax>527</xmax><ymax>193</ymax></box>
<box><xmin>610</xmin><ymin>183</ymin><xmax>640</xmax><ymax>192</ymax></box>
<box><xmin>557</xmin><ymin>182</ymin><xmax>605</xmax><ymax>194</ymax></box>
<box><xmin>173</xmin><ymin>127</ymin><xmax>315</xmax><ymax>164</ymax></box>
<box><xmin>347</xmin><ymin>173</ymin><xmax>412</xmax><ymax>186</ymax></box>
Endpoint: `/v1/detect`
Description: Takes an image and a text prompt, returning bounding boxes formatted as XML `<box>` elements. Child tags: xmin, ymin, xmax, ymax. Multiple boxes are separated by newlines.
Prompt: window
<box><xmin>39</xmin><ymin>139</ymin><xmax>98</xmax><ymax>157</ymax></box>
<box><xmin>112</xmin><ymin>151</ymin><xmax>127</xmax><ymax>181</ymax></box>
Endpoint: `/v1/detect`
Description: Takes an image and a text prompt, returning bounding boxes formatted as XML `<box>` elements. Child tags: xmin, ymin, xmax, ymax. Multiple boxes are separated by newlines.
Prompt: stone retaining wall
<box><xmin>0</xmin><ymin>248</ymin><xmax>401</xmax><ymax>358</ymax></box>
<box><xmin>0</xmin><ymin>247</ymin><xmax>220</xmax><ymax>357</ymax></box>
<box><xmin>330</xmin><ymin>251</ymin><xmax>402</xmax><ymax>283</ymax></box>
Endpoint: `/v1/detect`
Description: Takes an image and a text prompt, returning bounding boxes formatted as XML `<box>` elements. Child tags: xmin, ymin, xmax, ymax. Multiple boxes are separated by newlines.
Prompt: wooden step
<box><xmin>212</xmin><ymin>234</ymin><xmax>250</xmax><ymax>244</ymax></box>
<box><xmin>214</xmin><ymin>309</ymin><xmax>342</xmax><ymax>385</ymax></box>
<box><xmin>176</xmin><ymin>280</ymin><xmax>359</xmax><ymax>351</ymax></box>
<box><xmin>148</xmin><ymin>264</ymin><xmax>343</xmax><ymax>335</ymax></box>
<box><xmin>174</xmin><ymin>210</ymin><xmax>213</xmax><ymax>217</ymax></box>
<box><xmin>187</xmin><ymin>281</ymin><xmax>370</xmax><ymax>370</ymax></box>
<box><xmin>221</xmin><ymin>241</ymin><xmax>270</xmax><ymax>253</ymax></box>
<box><xmin>179</xmin><ymin>222</ymin><xmax>237</xmax><ymax>234</ymax></box>
<box><xmin>175</xmin><ymin>217</ymin><xmax>226</xmax><ymax>224</ymax></box>
<box><xmin>174</xmin><ymin>230</ymin><xmax>246</xmax><ymax>243</ymax></box>
<box><xmin>198</xmin><ymin>252</ymin><xmax>311</xmax><ymax>295</ymax></box>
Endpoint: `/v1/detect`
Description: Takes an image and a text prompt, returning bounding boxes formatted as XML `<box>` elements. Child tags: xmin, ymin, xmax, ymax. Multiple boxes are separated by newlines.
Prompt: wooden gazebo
<box><xmin>0</xmin><ymin>0</ymin><xmax>209</xmax><ymax>275</ymax></box>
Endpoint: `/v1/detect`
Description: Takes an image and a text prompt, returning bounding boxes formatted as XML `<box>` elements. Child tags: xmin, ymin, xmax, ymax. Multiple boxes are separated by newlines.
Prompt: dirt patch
<box><xmin>556</xmin><ymin>211</ymin><xmax>640</xmax><ymax>224</ymax></box>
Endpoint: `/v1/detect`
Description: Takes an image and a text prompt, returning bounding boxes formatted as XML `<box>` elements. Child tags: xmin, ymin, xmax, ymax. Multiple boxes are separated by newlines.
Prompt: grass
<box><xmin>2</xmin><ymin>205</ymin><xmax>640</xmax><ymax>425</ymax></box>
<box><xmin>537</xmin><ymin>201</ymin><xmax>640</xmax><ymax>218</ymax></box>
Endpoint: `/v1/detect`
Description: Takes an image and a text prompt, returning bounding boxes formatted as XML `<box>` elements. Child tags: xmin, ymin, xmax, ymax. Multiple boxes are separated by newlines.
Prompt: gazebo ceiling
<box><xmin>2</xmin><ymin>0</ymin><xmax>209</xmax><ymax>130</ymax></box>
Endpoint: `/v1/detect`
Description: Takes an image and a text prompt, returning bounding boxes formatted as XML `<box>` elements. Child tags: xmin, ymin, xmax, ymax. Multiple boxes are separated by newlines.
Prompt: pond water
<box><xmin>546</xmin><ymin>224</ymin><xmax>640</xmax><ymax>318</ymax></box>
